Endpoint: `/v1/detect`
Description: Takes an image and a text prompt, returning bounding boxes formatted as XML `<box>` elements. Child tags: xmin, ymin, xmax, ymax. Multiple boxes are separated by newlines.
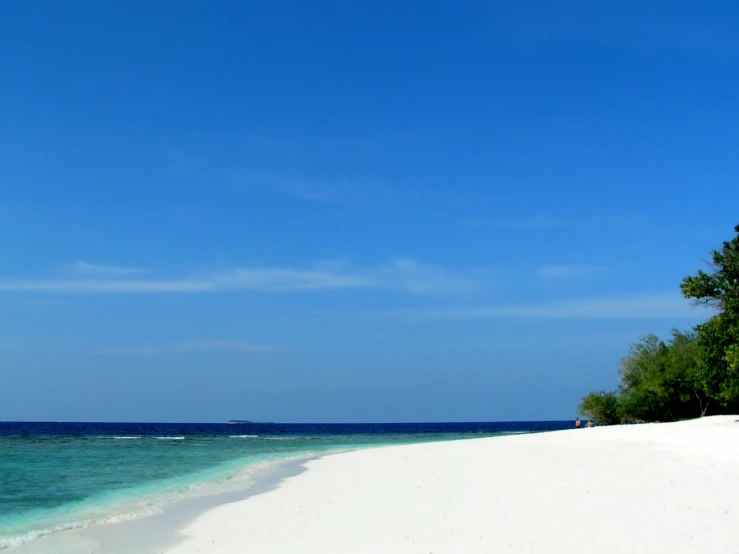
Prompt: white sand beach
<box><xmin>164</xmin><ymin>416</ymin><xmax>739</xmax><ymax>554</ymax></box>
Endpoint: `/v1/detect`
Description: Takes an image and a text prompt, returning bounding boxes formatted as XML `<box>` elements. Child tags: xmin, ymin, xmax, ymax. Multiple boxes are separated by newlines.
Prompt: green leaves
<box><xmin>726</xmin><ymin>344</ymin><xmax>739</xmax><ymax>373</ymax></box>
<box><xmin>681</xmin><ymin>223</ymin><xmax>739</xmax><ymax>408</ymax></box>
<box><xmin>618</xmin><ymin>331</ymin><xmax>705</xmax><ymax>422</ymax></box>
<box><xmin>579</xmin><ymin>391</ymin><xmax>621</xmax><ymax>425</ymax></box>
<box><xmin>580</xmin><ymin>331</ymin><xmax>710</xmax><ymax>424</ymax></box>
<box><xmin>681</xmin><ymin>223</ymin><xmax>739</xmax><ymax>312</ymax></box>
<box><xmin>580</xmin><ymin>224</ymin><xmax>739</xmax><ymax>423</ymax></box>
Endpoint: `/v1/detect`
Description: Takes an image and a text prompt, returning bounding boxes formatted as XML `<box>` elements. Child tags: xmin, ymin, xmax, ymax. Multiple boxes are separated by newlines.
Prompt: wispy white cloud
<box><xmin>64</xmin><ymin>261</ymin><xmax>148</xmax><ymax>277</ymax></box>
<box><xmin>563</xmin><ymin>331</ymin><xmax>651</xmax><ymax>346</ymax></box>
<box><xmin>0</xmin><ymin>279</ymin><xmax>213</xmax><ymax>293</ymax></box>
<box><xmin>373</xmin><ymin>258</ymin><xmax>488</xmax><ymax>294</ymax></box>
<box><xmin>536</xmin><ymin>265</ymin><xmax>602</xmax><ymax>278</ymax></box>
<box><xmin>226</xmin><ymin>169</ymin><xmax>356</xmax><ymax>204</ymax></box>
<box><xmin>0</xmin><ymin>259</ymin><xmax>489</xmax><ymax>295</ymax></box>
<box><xmin>227</xmin><ymin>169</ymin><xmax>470</xmax><ymax>208</ymax></box>
<box><xmin>467</xmin><ymin>216</ymin><xmax>573</xmax><ymax>229</ymax></box>
<box><xmin>278</xmin><ymin>179</ymin><xmax>343</xmax><ymax>203</ymax></box>
<box><xmin>467</xmin><ymin>216</ymin><xmax>643</xmax><ymax>229</ymax></box>
<box><xmin>389</xmin><ymin>293</ymin><xmax>710</xmax><ymax>321</ymax></box>
<box><xmin>161</xmin><ymin>142</ymin><xmax>206</xmax><ymax>176</ymax></box>
<box><xmin>238</xmin><ymin>131</ymin><xmax>440</xmax><ymax>149</ymax></box>
<box><xmin>104</xmin><ymin>340</ymin><xmax>277</xmax><ymax>355</ymax></box>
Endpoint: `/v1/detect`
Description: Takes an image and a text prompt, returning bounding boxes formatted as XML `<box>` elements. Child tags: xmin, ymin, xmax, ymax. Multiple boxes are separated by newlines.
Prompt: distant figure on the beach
<box><xmin>575</xmin><ymin>418</ymin><xmax>581</xmax><ymax>428</ymax></box>
<box><xmin>586</xmin><ymin>420</ymin><xmax>593</xmax><ymax>428</ymax></box>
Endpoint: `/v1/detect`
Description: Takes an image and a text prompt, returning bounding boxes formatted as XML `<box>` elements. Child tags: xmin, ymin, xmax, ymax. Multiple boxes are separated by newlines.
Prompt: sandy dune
<box><xmin>165</xmin><ymin>416</ymin><xmax>739</xmax><ymax>554</ymax></box>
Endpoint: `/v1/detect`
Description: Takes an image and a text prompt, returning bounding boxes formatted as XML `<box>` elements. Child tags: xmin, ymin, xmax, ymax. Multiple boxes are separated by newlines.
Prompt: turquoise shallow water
<box><xmin>0</xmin><ymin>421</ymin><xmax>570</xmax><ymax>549</ymax></box>
<box><xmin>1</xmin><ymin>436</ymin><xmax>323</xmax><ymax>548</ymax></box>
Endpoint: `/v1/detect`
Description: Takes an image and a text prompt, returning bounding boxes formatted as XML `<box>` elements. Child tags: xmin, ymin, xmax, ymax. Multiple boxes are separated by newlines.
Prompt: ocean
<box><xmin>0</xmin><ymin>420</ymin><xmax>570</xmax><ymax>549</ymax></box>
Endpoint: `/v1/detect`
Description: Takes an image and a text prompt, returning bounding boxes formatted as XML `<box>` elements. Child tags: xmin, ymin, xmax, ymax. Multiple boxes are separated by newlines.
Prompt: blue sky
<box><xmin>0</xmin><ymin>1</ymin><xmax>735</xmax><ymax>422</ymax></box>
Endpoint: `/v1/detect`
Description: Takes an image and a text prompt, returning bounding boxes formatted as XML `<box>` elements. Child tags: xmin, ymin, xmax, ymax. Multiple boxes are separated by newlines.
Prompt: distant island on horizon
<box><xmin>226</xmin><ymin>420</ymin><xmax>274</xmax><ymax>424</ymax></box>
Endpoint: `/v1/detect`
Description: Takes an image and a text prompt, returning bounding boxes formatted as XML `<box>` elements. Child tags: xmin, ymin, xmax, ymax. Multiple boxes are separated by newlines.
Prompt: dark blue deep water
<box><xmin>0</xmin><ymin>420</ymin><xmax>570</xmax><ymax>438</ymax></box>
<box><xmin>0</xmin><ymin>420</ymin><xmax>570</xmax><ymax>548</ymax></box>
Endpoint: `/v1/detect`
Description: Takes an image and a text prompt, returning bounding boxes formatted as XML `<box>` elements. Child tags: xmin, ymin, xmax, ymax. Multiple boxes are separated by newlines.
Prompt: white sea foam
<box><xmin>0</xmin><ymin>459</ymin><xmax>269</xmax><ymax>551</ymax></box>
<box><xmin>102</xmin><ymin>503</ymin><xmax>163</xmax><ymax>523</ymax></box>
<box><xmin>261</xmin><ymin>436</ymin><xmax>311</xmax><ymax>441</ymax></box>
<box><xmin>229</xmin><ymin>435</ymin><xmax>259</xmax><ymax>439</ymax></box>
<box><xmin>112</xmin><ymin>436</ymin><xmax>141</xmax><ymax>440</ymax></box>
<box><xmin>0</xmin><ymin>504</ymin><xmax>164</xmax><ymax>550</ymax></box>
<box><xmin>0</xmin><ymin>439</ymin><xmax>345</xmax><ymax>551</ymax></box>
<box><xmin>0</xmin><ymin>523</ymin><xmax>84</xmax><ymax>550</ymax></box>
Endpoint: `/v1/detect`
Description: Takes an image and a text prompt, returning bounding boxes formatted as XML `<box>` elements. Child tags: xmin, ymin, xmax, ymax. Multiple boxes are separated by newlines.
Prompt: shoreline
<box><xmin>162</xmin><ymin>416</ymin><xmax>739</xmax><ymax>554</ymax></box>
<box><xmin>3</xmin><ymin>452</ymin><xmax>322</xmax><ymax>553</ymax></box>
<box><xmin>4</xmin><ymin>428</ymin><xmax>553</xmax><ymax>552</ymax></box>
<box><xmin>8</xmin><ymin>418</ymin><xmax>739</xmax><ymax>552</ymax></box>
<box><xmin>82</xmin><ymin>454</ymin><xmax>318</xmax><ymax>554</ymax></box>
<box><xmin>3</xmin><ymin>438</ymin><xmax>459</xmax><ymax>553</ymax></box>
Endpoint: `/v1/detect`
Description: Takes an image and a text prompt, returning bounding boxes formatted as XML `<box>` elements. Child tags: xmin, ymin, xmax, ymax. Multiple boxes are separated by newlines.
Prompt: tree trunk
<box><xmin>695</xmin><ymin>389</ymin><xmax>709</xmax><ymax>417</ymax></box>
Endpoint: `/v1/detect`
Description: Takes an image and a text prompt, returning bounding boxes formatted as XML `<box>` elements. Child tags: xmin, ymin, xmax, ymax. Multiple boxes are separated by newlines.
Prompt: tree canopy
<box><xmin>579</xmin><ymin>391</ymin><xmax>620</xmax><ymax>425</ymax></box>
<box><xmin>580</xmin><ymin>224</ymin><xmax>739</xmax><ymax>423</ymax></box>
<box><xmin>681</xmin><ymin>223</ymin><xmax>739</xmax><ymax>406</ymax></box>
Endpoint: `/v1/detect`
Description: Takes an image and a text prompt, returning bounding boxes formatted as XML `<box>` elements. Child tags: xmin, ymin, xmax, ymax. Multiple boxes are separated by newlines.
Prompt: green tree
<box><xmin>616</xmin><ymin>331</ymin><xmax>705</xmax><ymax>421</ymax></box>
<box><xmin>726</xmin><ymin>343</ymin><xmax>739</xmax><ymax>373</ymax></box>
<box><xmin>661</xmin><ymin>329</ymin><xmax>710</xmax><ymax>417</ymax></box>
<box><xmin>681</xmin><ymin>223</ymin><xmax>739</xmax><ymax>407</ymax></box>
<box><xmin>579</xmin><ymin>391</ymin><xmax>621</xmax><ymax>425</ymax></box>
<box><xmin>579</xmin><ymin>330</ymin><xmax>707</xmax><ymax>424</ymax></box>
<box><xmin>617</xmin><ymin>334</ymin><xmax>669</xmax><ymax>422</ymax></box>
<box><xmin>578</xmin><ymin>224</ymin><xmax>739</xmax><ymax>423</ymax></box>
